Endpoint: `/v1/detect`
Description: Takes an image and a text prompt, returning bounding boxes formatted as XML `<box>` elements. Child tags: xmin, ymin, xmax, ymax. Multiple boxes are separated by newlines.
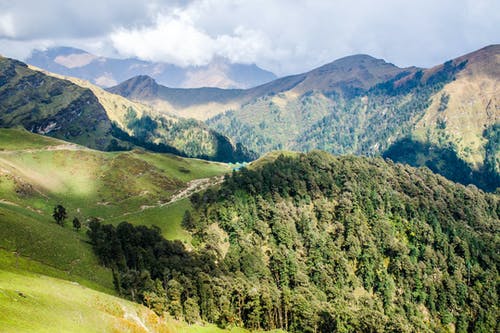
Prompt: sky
<box><xmin>0</xmin><ymin>0</ymin><xmax>498</xmax><ymax>75</ymax></box>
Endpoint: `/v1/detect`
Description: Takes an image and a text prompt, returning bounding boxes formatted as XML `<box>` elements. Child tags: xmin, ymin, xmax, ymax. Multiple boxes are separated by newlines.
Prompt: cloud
<box><xmin>0</xmin><ymin>0</ymin><xmax>498</xmax><ymax>75</ymax></box>
<box><xmin>0</xmin><ymin>0</ymin><xmax>162</xmax><ymax>40</ymax></box>
<box><xmin>107</xmin><ymin>0</ymin><xmax>500</xmax><ymax>74</ymax></box>
<box><xmin>110</xmin><ymin>13</ymin><xmax>216</xmax><ymax>66</ymax></box>
<box><xmin>0</xmin><ymin>13</ymin><xmax>15</xmax><ymax>38</ymax></box>
<box><xmin>110</xmin><ymin>12</ymin><xmax>277</xmax><ymax>67</ymax></box>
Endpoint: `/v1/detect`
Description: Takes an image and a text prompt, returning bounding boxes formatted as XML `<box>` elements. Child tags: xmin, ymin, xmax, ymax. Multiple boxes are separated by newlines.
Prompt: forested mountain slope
<box><xmin>88</xmin><ymin>151</ymin><xmax>499</xmax><ymax>332</ymax></box>
<box><xmin>109</xmin><ymin>45</ymin><xmax>499</xmax><ymax>190</ymax></box>
<box><xmin>0</xmin><ymin>56</ymin><xmax>254</xmax><ymax>162</ymax></box>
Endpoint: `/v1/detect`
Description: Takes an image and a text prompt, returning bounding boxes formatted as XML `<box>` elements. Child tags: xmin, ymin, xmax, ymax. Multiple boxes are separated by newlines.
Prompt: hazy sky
<box><xmin>0</xmin><ymin>0</ymin><xmax>498</xmax><ymax>75</ymax></box>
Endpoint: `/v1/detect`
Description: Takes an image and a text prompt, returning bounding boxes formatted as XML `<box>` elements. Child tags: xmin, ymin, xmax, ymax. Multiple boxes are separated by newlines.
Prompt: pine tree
<box><xmin>72</xmin><ymin>217</ymin><xmax>81</xmax><ymax>231</ymax></box>
<box><xmin>52</xmin><ymin>205</ymin><xmax>67</xmax><ymax>226</ymax></box>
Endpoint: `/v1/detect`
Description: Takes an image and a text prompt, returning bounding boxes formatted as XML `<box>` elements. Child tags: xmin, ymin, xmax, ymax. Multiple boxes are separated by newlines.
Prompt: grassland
<box><xmin>0</xmin><ymin>128</ymin><xmax>229</xmax><ymax>213</ymax></box>
<box><xmin>106</xmin><ymin>198</ymin><xmax>192</xmax><ymax>242</ymax></box>
<box><xmin>0</xmin><ymin>128</ymin><xmax>255</xmax><ymax>332</ymax></box>
<box><xmin>0</xmin><ymin>203</ymin><xmax>114</xmax><ymax>291</ymax></box>
<box><xmin>0</xmin><ymin>252</ymin><xmax>278</xmax><ymax>332</ymax></box>
<box><xmin>0</xmin><ymin>128</ymin><xmax>230</xmax><ymax>288</ymax></box>
<box><xmin>0</xmin><ymin>128</ymin><xmax>63</xmax><ymax>150</ymax></box>
<box><xmin>0</xmin><ymin>249</ymin><xmax>173</xmax><ymax>333</ymax></box>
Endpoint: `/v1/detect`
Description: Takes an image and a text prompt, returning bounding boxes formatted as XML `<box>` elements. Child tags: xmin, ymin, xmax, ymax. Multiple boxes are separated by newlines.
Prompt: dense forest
<box><xmin>208</xmin><ymin>61</ymin><xmax>466</xmax><ymax>157</ymax></box>
<box><xmin>89</xmin><ymin>152</ymin><xmax>499</xmax><ymax>332</ymax></box>
<box><xmin>112</xmin><ymin>107</ymin><xmax>255</xmax><ymax>162</ymax></box>
<box><xmin>206</xmin><ymin>58</ymin><xmax>500</xmax><ymax>191</ymax></box>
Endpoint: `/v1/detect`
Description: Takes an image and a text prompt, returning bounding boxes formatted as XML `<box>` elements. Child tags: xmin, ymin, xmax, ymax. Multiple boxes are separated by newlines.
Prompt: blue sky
<box><xmin>0</xmin><ymin>0</ymin><xmax>498</xmax><ymax>75</ymax></box>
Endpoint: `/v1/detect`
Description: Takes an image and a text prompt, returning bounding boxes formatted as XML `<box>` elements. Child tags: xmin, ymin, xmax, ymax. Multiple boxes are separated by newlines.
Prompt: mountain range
<box><xmin>109</xmin><ymin>45</ymin><xmax>500</xmax><ymax>191</ymax></box>
<box><xmin>0</xmin><ymin>56</ymin><xmax>254</xmax><ymax>162</ymax></box>
<box><xmin>26</xmin><ymin>46</ymin><xmax>277</xmax><ymax>89</ymax></box>
<box><xmin>0</xmin><ymin>44</ymin><xmax>499</xmax><ymax>332</ymax></box>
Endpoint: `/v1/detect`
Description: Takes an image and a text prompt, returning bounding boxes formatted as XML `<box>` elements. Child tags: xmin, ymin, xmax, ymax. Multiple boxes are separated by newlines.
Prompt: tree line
<box><xmin>88</xmin><ymin>152</ymin><xmax>499</xmax><ymax>332</ymax></box>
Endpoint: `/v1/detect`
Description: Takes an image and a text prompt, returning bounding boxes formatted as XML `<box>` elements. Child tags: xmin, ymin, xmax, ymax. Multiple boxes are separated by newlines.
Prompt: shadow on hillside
<box><xmin>383</xmin><ymin>138</ymin><xmax>499</xmax><ymax>192</ymax></box>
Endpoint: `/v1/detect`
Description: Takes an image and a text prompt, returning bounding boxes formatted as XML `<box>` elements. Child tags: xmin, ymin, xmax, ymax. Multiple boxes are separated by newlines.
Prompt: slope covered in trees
<box><xmin>210</xmin><ymin>45</ymin><xmax>499</xmax><ymax>190</ymax></box>
<box><xmin>0</xmin><ymin>56</ymin><xmax>254</xmax><ymax>162</ymax></box>
<box><xmin>89</xmin><ymin>151</ymin><xmax>499</xmax><ymax>332</ymax></box>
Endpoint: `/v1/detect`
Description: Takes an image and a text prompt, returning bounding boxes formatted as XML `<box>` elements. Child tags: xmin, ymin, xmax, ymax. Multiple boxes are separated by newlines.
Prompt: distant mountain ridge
<box><xmin>109</xmin><ymin>45</ymin><xmax>500</xmax><ymax>191</ymax></box>
<box><xmin>26</xmin><ymin>46</ymin><xmax>277</xmax><ymax>89</ymax></box>
<box><xmin>0</xmin><ymin>56</ymin><xmax>255</xmax><ymax>162</ymax></box>
<box><xmin>109</xmin><ymin>53</ymin><xmax>414</xmax><ymax>120</ymax></box>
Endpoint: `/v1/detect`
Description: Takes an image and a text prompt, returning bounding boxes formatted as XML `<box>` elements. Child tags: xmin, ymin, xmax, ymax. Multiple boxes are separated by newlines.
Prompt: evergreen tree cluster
<box><xmin>116</xmin><ymin>108</ymin><xmax>255</xmax><ymax>163</ymax></box>
<box><xmin>89</xmin><ymin>152</ymin><xmax>499</xmax><ymax>332</ymax></box>
<box><xmin>207</xmin><ymin>58</ymin><xmax>500</xmax><ymax>191</ymax></box>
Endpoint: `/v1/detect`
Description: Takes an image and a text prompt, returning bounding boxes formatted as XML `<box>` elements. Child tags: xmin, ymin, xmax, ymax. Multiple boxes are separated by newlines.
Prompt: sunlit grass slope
<box><xmin>0</xmin><ymin>128</ymin><xmax>282</xmax><ymax>332</ymax></box>
<box><xmin>0</xmin><ymin>128</ymin><xmax>230</xmax><ymax>288</ymax></box>
<box><xmin>0</xmin><ymin>128</ymin><xmax>229</xmax><ymax>234</ymax></box>
<box><xmin>0</xmin><ymin>254</ymin><xmax>279</xmax><ymax>332</ymax></box>
<box><xmin>0</xmin><ymin>251</ymin><xmax>173</xmax><ymax>333</ymax></box>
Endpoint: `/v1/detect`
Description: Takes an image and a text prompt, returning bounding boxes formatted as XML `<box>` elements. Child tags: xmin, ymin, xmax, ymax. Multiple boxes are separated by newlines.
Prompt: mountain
<box><xmin>0</xmin><ymin>56</ymin><xmax>115</xmax><ymax>150</ymax></box>
<box><xmin>87</xmin><ymin>150</ymin><xmax>500</xmax><ymax>332</ymax></box>
<box><xmin>109</xmin><ymin>54</ymin><xmax>415</xmax><ymax>120</ymax></box>
<box><xmin>0</xmin><ymin>56</ymin><xmax>255</xmax><ymax>162</ymax></box>
<box><xmin>109</xmin><ymin>45</ymin><xmax>499</xmax><ymax>190</ymax></box>
<box><xmin>0</xmin><ymin>128</ymin><xmax>244</xmax><ymax>332</ymax></box>
<box><xmin>274</xmin><ymin>53</ymin><xmax>417</xmax><ymax>95</ymax></box>
<box><xmin>26</xmin><ymin>46</ymin><xmax>277</xmax><ymax>89</ymax></box>
<box><xmin>108</xmin><ymin>75</ymin><xmax>247</xmax><ymax>120</ymax></box>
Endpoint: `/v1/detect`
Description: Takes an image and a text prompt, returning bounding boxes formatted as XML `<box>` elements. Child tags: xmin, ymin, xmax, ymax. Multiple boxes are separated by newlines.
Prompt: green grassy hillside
<box><xmin>0</xmin><ymin>250</ymin><xmax>170</xmax><ymax>333</ymax></box>
<box><xmin>0</xmin><ymin>128</ymin><xmax>230</xmax><ymax>286</ymax></box>
<box><xmin>91</xmin><ymin>151</ymin><xmax>499</xmax><ymax>332</ymax></box>
<box><xmin>0</xmin><ymin>128</ymin><xmax>262</xmax><ymax>332</ymax></box>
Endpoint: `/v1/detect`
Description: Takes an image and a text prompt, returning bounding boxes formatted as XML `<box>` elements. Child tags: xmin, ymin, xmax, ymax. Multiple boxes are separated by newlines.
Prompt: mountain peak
<box><xmin>289</xmin><ymin>53</ymin><xmax>412</xmax><ymax>95</ymax></box>
<box><xmin>30</xmin><ymin>46</ymin><xmax>90</xmax><ymax>59</ymax></box>
<box><xmin>26</xmin><ymin>46</ymin><xmax>276</xmax><ymax>89</ymax></box>
<box><xmin>109</xmin><ymin>75</ymin><xmax>159</xmax><ymax>100</ymax></box>
<box><xmin>454</xmin><ymin>44</ymin><xmax>500</xmax><ymax>77</ymax></box>
<box><xmin>423</xmin><ymin>44</ymin><xmax>500</xmax><ymax>80</ymax></box>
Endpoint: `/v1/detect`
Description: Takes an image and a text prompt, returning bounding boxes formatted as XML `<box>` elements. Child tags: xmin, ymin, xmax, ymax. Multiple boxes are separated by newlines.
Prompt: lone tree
<box><xmin>72</xmin><ymin>217</ymin><xmax>81</xmax><ymax>231</ymax></box>
<box><xmin>52</xmin><ymin>205</ymin><xmax>67</xmax><ymax>226</ymax></box>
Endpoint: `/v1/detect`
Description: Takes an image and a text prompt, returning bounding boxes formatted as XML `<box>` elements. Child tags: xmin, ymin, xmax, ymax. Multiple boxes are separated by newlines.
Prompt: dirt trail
<box><xmin>0</xmin><ymin>199</ymin><xmax>19</xmax><ymax>206</ymax></box>
<box><xmin>122</xmin><ymin>306</ymin><xmax>151</xmax><ymax>332</ymax></box>
<box><xmin>124</xmin><ymin>175</ymin><xmax>224</xmax><ymax>216</ymax></box>
<box><xmin>160</xmin><ymin>175</ymin><xmax>224</xmax><ymax>207</ymax></box>
<box><xmin>0</xmin><ymin>144</ymin><xmax>88</xmax><ymax>154</ymax></box>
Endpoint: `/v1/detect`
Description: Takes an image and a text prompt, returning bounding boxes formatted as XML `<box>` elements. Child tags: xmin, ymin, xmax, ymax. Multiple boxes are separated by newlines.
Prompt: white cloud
<box><xmin>0</xmin><ymin>0</ymin><xmax>498</xmax><ymax>75</ymax></box>
<box><xmin>110</xmin><ymin>11</ymin><xmax>276</xmax><ymax>67</ymax></box>
<box><xmin>111</xmin><ymin>13</ymin><xmax>215</xmax><ymax>66</ymax></box>
<box><xmin>0</xmin><ymin>13</ymin><xmax>15</xmax><ymax>38</ymax></box>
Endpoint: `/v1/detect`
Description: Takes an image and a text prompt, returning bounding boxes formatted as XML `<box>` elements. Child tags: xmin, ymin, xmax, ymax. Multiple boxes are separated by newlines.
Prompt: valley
<box><xmin>109</xmin><ymin>45</ymin><xmax>499</xmax><ymax>191</ymax></box>
<box><xmin>0</xmin><ymin>38</ymin><xmax>498</xmax><ymax>332</ymax></box>
<box><xmin>0</xmin><ymin>128</ymin><xmax>271</xmax><ymax>332</ymax></box>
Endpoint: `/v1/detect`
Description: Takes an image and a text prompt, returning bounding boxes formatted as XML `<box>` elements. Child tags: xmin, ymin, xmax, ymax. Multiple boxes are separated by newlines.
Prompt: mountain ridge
<box><xmin>26</xmin><ymin>46</ymin><xmax>277</xmax><ymax>89</ymax></box>
<box><xmin>0</xmin><ymin>56</ymin><xmax>255</xmax><ymax>162</ymax></box>
<box><xmin>108</xmin><ymin>53</ymin><xmax>416</xmax><ymax>121</ymax></box>
<box><xmin>107</xmin><ymin>45</ymin><xmax>500</xmax><ymax>191</ymax></box>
